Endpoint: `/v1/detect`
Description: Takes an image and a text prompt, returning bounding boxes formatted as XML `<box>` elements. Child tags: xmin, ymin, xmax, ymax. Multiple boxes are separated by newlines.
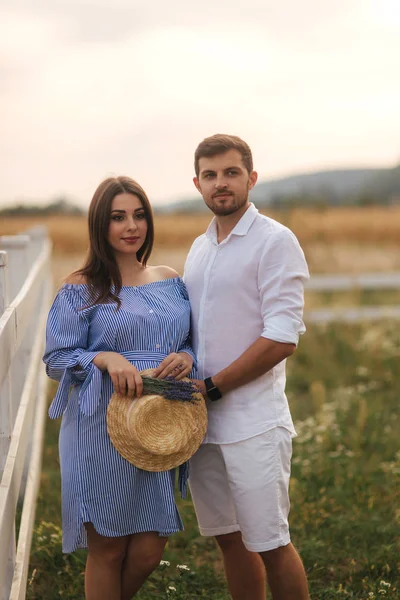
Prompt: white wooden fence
<box><xmin>304</xmin><ymin>272</ymin><xmax>400</xmax><ymax>323</ymax></box>
<box><xmin>0</xmin><ymin>226</ymin><xmax>52</xmax><ymax>600</ymax></box>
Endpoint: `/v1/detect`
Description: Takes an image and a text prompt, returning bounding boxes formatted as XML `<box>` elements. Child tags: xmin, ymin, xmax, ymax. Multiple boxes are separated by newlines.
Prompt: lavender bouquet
<box><xmin>141</xmin><ymin>376</ymin><xmax>200</xmax><ymax>403</ymax></box>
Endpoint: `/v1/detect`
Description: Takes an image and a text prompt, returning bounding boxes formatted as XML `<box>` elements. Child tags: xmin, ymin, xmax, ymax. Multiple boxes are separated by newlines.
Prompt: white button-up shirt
<box><xmin>184</xmin><ymin>203</ymin><xmax>309</xmax><ymax>444</ymax></box>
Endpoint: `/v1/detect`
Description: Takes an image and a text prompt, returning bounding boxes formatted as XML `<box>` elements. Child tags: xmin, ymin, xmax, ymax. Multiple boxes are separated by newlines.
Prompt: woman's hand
<box><xmin>153</xmin><ymin>352</ymin><xmax>193</xmax><ymax>381</ymax></box>
<box><xmin>93</xmin><ymin>352</ymin><xmax>143</xmax><ymax>398</ymax></box>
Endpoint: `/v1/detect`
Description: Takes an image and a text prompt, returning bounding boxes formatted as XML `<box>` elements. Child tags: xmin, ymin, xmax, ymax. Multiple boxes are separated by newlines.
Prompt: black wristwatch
<box><xmin>204</xmin><ymin>377</ymin><xmax>222</xmax><ymax>402</ymax></box>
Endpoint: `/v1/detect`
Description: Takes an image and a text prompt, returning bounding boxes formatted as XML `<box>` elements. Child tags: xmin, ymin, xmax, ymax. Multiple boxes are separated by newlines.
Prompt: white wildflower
<box><xmin>177</xmin><ymin>564</ymin><xmax>191</xmax><ymax>571</ymax></box>
<box><xmin>356</xmin><ymin>366</ymin><xmax>368</xmax><ymax>377</ymax></box>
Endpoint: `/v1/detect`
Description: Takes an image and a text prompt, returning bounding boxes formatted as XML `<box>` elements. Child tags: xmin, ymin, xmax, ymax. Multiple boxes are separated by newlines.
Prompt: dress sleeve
<box><xmin>176</xmin><ymin>279</ymin><xmax>197</xmax><ymax>370</ymax></box>
<box><xmin>258</xmin><ymin>229</ymin><xmax>309</xmax><ymax>346</ymax></box>
<box><xmin>43</xmin><ymin>287</ymin><xmax>103</xmax><ymax>418</ymax></box>
<box><xmin>178</xmin><ymin>338</ymin><xmax>197</xmax><ymax>368</ymax></box>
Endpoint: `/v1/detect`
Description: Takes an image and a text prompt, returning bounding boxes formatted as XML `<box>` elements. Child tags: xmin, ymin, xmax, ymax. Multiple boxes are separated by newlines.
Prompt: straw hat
<box><xmin>106</xmin><ymin>369</ymin><xmax>207</xmax><ymax>471</ymax></box>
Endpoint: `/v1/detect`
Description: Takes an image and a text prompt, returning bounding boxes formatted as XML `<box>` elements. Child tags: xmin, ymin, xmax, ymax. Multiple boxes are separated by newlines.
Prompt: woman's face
<box><xmin>107</xmin><ymin>193</ymin><xmax>148</xmax><ymax>257</ymax></box>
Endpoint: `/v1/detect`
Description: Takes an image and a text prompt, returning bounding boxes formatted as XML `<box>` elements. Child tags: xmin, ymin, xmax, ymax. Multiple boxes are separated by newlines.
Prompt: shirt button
<box><xmin>155</xmin><ymin>344</ymin><xmax>160</xmax><ymax>349</ymax></box>
<box><xmin>149</xmin><ymin>309</ymin><xmax>154</xmax><ymax>313</ymax></box>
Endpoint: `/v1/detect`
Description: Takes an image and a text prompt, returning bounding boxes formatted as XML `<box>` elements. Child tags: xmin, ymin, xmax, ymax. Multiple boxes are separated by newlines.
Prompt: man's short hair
<box><xmin>194</xmin><ymin>134</ymin><xmax>253</xmax><ymax>177</ymax></box>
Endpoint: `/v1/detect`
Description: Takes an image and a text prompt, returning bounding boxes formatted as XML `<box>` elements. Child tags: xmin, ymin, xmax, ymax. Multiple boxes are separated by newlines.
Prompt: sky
<box><xmin>1</xmin><ymin>0</ymin><xmax>400</xmax><ymax>208</ymax></box>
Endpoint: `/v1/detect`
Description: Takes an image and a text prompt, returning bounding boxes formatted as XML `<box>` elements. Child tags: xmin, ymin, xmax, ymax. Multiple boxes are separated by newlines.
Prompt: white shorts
<box><xmin>188</xmin><ymin>427</ymin><xmax>293</xmax><ymax>553</ymax></box>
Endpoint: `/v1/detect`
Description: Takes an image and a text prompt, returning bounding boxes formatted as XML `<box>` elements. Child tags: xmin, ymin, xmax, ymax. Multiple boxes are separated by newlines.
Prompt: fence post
<box><xmin>0</xmin><ymin>251</ymin><xmax>12</xmax><ymax>474</ymax></box>
<box><xmin>0</xmin><ymin>236</ymin><xmax>31</xmax><ymax>424</ymax></box>
<box><xmin>0</xmin><ymin>236</ymin><xmax>30</xmax><ymax>304</ymax></box>
<box><xmin>0</xmin><ymin>251</ymin><xmax>16</xmax><ymax>600</ymax></box>
<box><xmin>19</xmin><ymin>230</ymin><xmax>48</xmax><ymax>501</ymax></box>
<box><xmin>24</xmin><ymin>226</ymin><xmax>47</xmax><ymax>262</ymax></box>
<box><xmin>0</xmin><ymin>251</ymin><xmax>8</xmax><ymax>314</ymax></box>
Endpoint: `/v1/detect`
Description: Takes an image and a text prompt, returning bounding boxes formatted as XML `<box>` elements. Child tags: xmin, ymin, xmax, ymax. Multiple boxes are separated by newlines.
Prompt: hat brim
<box><xmin>107</xmin><ymin>369</ymin><xmax>207</xmax><ymax>471</ymax></box>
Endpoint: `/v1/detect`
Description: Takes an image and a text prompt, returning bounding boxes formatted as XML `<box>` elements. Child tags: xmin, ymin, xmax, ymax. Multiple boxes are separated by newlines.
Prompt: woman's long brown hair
<box><xmin>73</xmin><ymin>176</ymin><xmax>154</xmax><ymax>307</ymax></box>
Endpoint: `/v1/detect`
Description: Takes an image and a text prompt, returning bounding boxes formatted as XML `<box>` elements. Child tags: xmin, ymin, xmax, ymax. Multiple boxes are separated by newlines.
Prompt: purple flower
<box><xmin>141</xmin><ymin>376</ymin><xmax>200</xmax><ymax>403</ymax></box>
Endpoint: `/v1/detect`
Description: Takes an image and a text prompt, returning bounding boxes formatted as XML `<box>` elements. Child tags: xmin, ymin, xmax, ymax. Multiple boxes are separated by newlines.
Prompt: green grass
<box><xmin>27</xmin><ymin>322</ymin><xmax>400</xmax><ymax>599</ymax></box>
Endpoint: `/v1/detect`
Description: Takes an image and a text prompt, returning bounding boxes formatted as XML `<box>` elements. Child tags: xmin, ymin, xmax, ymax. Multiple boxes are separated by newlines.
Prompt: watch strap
<box><xmin>204</xmin><ymin>376</ymin><xmax>222</xmax><ymax>401</ymax></box>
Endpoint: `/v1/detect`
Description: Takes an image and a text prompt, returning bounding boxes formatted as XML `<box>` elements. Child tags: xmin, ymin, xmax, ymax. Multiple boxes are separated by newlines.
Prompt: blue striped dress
<box><xmin>43</xmin><ymin>277</ymin><xmax>197</xmax><ymax>553</ymax></box>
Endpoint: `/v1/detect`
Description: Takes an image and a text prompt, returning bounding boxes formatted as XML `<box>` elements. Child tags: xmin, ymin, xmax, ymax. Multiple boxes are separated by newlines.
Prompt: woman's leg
<box><xmin>121</xmin><ymin>532</ymin><xmax>168</xmax><ymax>600</ymax></box>
<box><xmin>84</xmin><ymin>522</ymin><xmax>130</xmax><ymax>600</ymax></box>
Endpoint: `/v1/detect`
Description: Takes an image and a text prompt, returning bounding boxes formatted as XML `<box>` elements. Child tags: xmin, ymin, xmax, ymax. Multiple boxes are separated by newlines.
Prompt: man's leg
<box><xmin>260</xmin><ymin>542</ymin><xmax>309</xmax><ymax>600</ymax></box>
<box><xmin>220</xmin><ymin>428</ymin><xmax>309</xmax><ymax>600</ymax></box>
<box><xmin>216</xmin><ymin>531</ymin><xmax>266</xmax><ymax>600</ymax></box>
<box><xmin>189</xmin><ymin>444</ymin><xmax>266</xmax><ymax>600</ymax></box>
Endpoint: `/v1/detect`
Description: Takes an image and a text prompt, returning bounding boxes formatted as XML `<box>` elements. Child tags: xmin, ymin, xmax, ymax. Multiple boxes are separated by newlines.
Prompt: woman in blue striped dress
<box><xmin>43</xmin><ymin>176</ymin><xmax>197</xmax><ymax>600</ymax></box>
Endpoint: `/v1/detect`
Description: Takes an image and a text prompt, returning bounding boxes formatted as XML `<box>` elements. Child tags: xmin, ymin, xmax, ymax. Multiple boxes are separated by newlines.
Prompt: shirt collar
<box><xmin>206</xmin><ymin>203</ymin><xmax>259</xmax><ymax>244</ymax></box>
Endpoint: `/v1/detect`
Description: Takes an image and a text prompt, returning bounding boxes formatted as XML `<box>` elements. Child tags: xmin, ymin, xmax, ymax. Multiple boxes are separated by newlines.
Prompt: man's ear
<box><xmin>248</xmin><ymin>170</ymin><xmax>258</xmax><ymax>190</ymax></box>
<box><xmin>193</xmin><ymin>176</ymin><xmax>201</xmax><ymax>193</ymax></box>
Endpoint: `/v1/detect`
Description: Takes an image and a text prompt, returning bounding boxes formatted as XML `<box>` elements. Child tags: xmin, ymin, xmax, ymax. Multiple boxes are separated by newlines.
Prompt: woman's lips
<box><xmin>122</xmin><ymin>237</ymin><xmax>140</xmax><ymax>243</ymax></box>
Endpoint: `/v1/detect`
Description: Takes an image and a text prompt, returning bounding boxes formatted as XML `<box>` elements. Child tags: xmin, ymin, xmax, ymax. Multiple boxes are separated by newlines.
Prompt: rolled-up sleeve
<box><xmin>258</xmin><ymin>229</ymin><xmax>309</xmax><ymax>345</ymax></box>
<box><xmin>43</xmin><ymin>288</ymin><xmax>102</xmax><ymax>418</ymax></box>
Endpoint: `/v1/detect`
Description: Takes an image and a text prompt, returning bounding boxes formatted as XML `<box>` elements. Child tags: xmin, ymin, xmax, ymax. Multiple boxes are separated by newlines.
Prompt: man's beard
<box><xmin>206</xmin><ymin>192</ymin><xmax>248</xmax><ymax>216</ymax></box>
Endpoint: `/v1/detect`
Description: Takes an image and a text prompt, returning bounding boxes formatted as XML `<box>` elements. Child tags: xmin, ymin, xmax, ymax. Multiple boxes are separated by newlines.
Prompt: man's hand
<box><xmin>192</xmin><ymin>379</ymin><xmax>207</xmax><ymax>397</ymax></box>
<box><xmin>153</xmin><ymin>352</ymin><xmax>193</xmax><ymax>380</ymax></box>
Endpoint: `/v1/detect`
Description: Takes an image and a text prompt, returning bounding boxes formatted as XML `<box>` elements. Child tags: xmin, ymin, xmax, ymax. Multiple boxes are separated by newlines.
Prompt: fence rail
<box><xmin>305</xmin><ymin>271</ymin><xmax>400</xmax><ymax>291</ymax></box>
<box><xmin>0</xmin><ymin>227</ymin><xmax>52</xmax><ymax>600</ymax></box>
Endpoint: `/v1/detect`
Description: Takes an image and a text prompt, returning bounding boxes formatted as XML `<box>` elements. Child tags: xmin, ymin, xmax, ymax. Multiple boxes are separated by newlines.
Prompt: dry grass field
<box><xmin>3</xmin><ymin>207</ymin><xmax>399</xmax><ymax>598</ymax></box>
<box><xmin>2</xmin><ymin>206</ymin><xmax>400</xmax><ymax>281</ymax></box>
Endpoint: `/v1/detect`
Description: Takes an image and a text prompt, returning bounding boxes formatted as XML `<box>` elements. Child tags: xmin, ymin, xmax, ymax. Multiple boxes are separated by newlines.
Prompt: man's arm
<box><xmin>196</xmin><ymin>337</ymin><xmax>295</xmax><ymax>396</ymax></box>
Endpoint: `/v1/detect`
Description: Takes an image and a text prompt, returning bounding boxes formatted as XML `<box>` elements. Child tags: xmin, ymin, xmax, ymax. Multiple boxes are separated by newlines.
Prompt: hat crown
<box><xmin>127</xmin><ymin>395</ymin><xmax>193</xmax><ymax>455</ymax></box>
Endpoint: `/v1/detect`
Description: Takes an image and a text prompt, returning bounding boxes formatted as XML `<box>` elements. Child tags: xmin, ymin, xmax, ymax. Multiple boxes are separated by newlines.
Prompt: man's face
<box><xmin>194</xmin><ymin>149</ymin><xmax>258</xmax><ymax>216</ymax></box>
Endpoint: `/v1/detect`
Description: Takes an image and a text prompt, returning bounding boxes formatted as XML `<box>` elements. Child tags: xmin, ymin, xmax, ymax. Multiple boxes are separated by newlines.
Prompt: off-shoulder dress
<box><xmin>43</xmin><ymin>278</ymin><xmax>196</xmax><ymax>553</ymax></box>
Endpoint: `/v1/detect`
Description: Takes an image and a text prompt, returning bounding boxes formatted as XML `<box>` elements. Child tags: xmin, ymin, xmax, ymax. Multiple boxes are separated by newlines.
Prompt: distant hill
<box><xmin>362</xmin><ymin>165</ymin><xmax>400</xmax><ymax>204</ymax></box>
<box><xmin>2</xmin><ymin>165</ymin><xmax>399</xmax><ymax>216</ymax></box>
<box><xmin>156</xmin><ymin>165</ymin><xmax>400</xmax><ymax>213</ymax></box>
<box><xmin>0</xmin><ymin>197</ymin><xmax>85</xmax><ymax>217</ymax></box>
<box><xmin>251</xmin><ymin>168</ymin><xmax>386</xmax><ymax>206</ymax></box>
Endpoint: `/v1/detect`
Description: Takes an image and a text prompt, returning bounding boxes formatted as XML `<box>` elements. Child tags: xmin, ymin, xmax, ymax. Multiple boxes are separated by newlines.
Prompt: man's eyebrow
<box><xmin>200</xmin><ymin>166</ymin><xmax>242</xmax><ymax>175</ymax></box>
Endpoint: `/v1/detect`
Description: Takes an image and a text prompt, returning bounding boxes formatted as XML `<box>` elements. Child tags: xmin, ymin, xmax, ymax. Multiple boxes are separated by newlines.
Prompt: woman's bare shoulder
<box><xmin>150</xmin><ymin>265</ymin><xmax>180</xmax><ymax>280</ymax></box>
<box><xmin>64</xmin><ymin>272</ymin><xmax>87</xmax><ymax>285</ymax></box>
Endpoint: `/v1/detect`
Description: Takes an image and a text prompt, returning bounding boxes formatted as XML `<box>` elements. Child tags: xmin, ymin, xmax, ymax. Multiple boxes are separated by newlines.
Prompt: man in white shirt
<box><xmin>183</xmin><ymin>134</ymin><xmax>310</xmax><ymax>600</ymax></box>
